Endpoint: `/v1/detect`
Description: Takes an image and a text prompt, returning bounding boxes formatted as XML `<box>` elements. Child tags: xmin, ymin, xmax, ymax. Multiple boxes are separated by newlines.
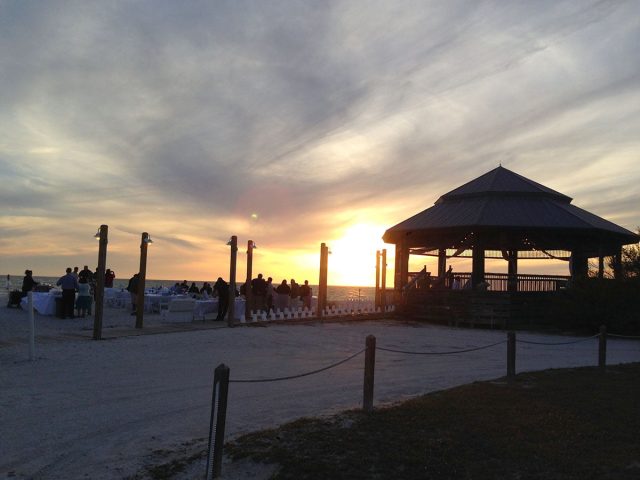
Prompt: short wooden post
<box><xmin>228</xmin><ymin>236</ymin><xmax>238</xmax><ymax>326</ymax></box>
<box><xmin>93</xmin><ymin>224</ymin><xmax>108</xmax><ymax>341</ymax></box>
<box><xmin>363</xmin><ymin>335</ymin><xmax>376</xmax><ymax>412</ymax></box>
<box><xmin>599</xmin><ymin>325</ymin><xmax>607</xmax><ymax>370</ymax></box>
<box><xmin>507</xmin><ymin>331</ymin><xmax>516</xmax><ymax>380</ymax></box>
<box><xmin>206</xmin><ymin>364</ymin><xmax>230</xmax><ymax>480</ymax></box>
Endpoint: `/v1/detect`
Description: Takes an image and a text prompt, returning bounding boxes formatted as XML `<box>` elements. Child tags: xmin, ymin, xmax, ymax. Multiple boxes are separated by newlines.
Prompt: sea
<box><xmin>5</xmin><ymin>275</ymin><xmax>380</xmax><ymax>303</ymax></box>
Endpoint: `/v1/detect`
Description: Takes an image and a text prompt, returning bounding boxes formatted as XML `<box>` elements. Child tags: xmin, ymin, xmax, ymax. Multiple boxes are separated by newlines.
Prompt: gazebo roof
<box><xmin>383</xmin><ymin>166</ymin><xmax>638</xmax><ymax>256</ymax></box>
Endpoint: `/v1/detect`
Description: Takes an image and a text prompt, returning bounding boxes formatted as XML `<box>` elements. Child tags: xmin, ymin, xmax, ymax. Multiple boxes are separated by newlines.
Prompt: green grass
<box><xmin>226</xmin><ymin>363</ymin><xmax>640</xmax><ymax>479</ymax></box>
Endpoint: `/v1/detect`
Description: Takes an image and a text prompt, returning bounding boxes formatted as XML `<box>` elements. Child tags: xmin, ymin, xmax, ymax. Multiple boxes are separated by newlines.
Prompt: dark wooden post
<box><xmin>245</xmin><ymin>240</ymin><xmax>254</xmax><ymax>322</ymax></box>
<box><xmin>135</xmin><ymin>232</ymin><xmax>150</xmax><ymax>329</ymax></box>
<box><xmin>228</xmin><ymin>236</ymin><xmax>238</xmax><ymax>326</ymax></box>
<box><xmin>381</xmin><ymin>249</ymin><xmax>387</xmax><ymax>309</ymax></box>
<box><xmin>507</xmin><ymin>331</ymin><xmax>516</xmax><ymax>380</ymax></box>
<box><xmin>612</xmin><ymin>248</ymin><xmax>622</xmax><ymax>280</ymax></box>
<box><xmin>599</xmin><ymin>325</ymin><xmax>607</xmax><ymax>370</ymax></box>
<box><xmin>375</xmin><ymin>250</ymin><xmax>381</xmax><ymax>310</ymax></box>
<box><xmin>93</xmin><ymin>224</ymin><xmax>108</xmax><ymax>341</ymax></box>
<box><xmin>570</xmin><ymin>251</ymin><xmax>588</xmax><ymax>281</ymax></box>
<box><xmin>206</xmin><ymin>364</ymin><xmax>230</xmax><ymax>480</ymax></box>
<box><xmin>317</xmin><ymin>243</ymin><xmax>325</xmax><ymax>318</ymax></box>
<box><xmin>471</xmin><ymin>244</ymin><xmax>485</xmax><ymax>288</ymax></box>
<box><xmin>363</xmin><ymin>335</ymin><xmax>376</xmax><ymax>412</ymax></box>
<box><xmin>437</xmin><ymin>248</ymin><xmax>446</xmax><ymax>280</ymax></box>
<box><xmin>597</xmin><ymin>255</ymin><xmax>605</xmax><ymax>279</ymax></box>
<box><xmin>507</xmin><ymin>250</ymin><xmax>518</xmax><ymax>292</ymax></box>
<box><xmin>400</xmin><ymin>237</ymin><xmax>410</xmax><ymax>291</ymax></box>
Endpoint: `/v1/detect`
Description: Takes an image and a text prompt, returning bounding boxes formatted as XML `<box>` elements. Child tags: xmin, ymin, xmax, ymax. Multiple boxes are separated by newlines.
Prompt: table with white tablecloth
<box><xmin>104</xmin><ymin>288</ymin><xmax>130</xmax><ymax>308</ymax></box>
<box><xmin>20</xmin><ymin>291</ymin><xmax>62</xmax><ymax>315</ymax></box>
<box><xmin>193</xmin><ymin>297</ymin><xmax>245</xmax><ymax>320</ymax></box>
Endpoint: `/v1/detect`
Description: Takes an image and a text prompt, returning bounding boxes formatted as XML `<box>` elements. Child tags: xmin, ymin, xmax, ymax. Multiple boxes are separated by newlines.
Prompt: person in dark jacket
<box><xmin>213</xmin><ymin>277</ymin><xmax>229</xmax><ymax>321</ymax></box>
<box><xmin>56</xmin><ymin>267</ymin><xmax>79</xmax><ymax>318</ymax></box>
<box><xmin>126</xmin><ymin>273</ymin><xmax>139</xmax><ymax>314</ymax></box>
<box><xmin>21</xmin><ymin>270</ymin><xmax>38</xmax><ymax>297</ymax></box>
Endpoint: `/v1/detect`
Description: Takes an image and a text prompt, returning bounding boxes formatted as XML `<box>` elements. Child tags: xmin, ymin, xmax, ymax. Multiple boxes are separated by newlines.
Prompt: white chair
<box><xmin>161</xmin><ymin>298</ymin><xmax>196</xmax><ymax>323</ymax></box>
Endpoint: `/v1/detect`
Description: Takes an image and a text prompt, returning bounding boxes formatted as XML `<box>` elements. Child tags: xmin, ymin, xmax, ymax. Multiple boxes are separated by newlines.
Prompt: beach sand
<box><xmin>2</xmin><ymin>291</ymin><xmax>640</xmax><ymax>479</ymax></box>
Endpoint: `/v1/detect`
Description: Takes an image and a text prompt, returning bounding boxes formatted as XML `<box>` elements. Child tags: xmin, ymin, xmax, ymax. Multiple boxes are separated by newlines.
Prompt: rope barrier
<box><xmin>607</xmin><ymin>333</ymin><xmax>640</xmax><ymax>339</ymax></box>
<box><xmin>229</xmin><ymin>348</ymin><xmax>366</xmax><ymax>383</ymax></box>
<box><xmin>516</xmin><ymin>333</ymin><xmax>599</xmax><ymax>346</ymax></box>
<box><xmin>377</xmin><ymin>340</ymin><xmax>506</xmax><ymax>355</ymax></box>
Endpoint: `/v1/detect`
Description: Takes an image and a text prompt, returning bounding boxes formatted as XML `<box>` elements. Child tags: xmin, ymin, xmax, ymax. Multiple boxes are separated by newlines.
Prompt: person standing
<box><xmin>213</xmin><ymin>277</ymin><xmax>229</xmax><ymax>321</ymax></box>
<box><xmin>251</xmin><ymin>273</ymin><xmax>267</xmax><ymax>312</ymax></box>
<box><xmin>21</xmin><ymin>270</ymin><xmax>38</xmax><ymax>297</ymax></box>
<box><xmin>75</xmin><ymin>276</ymin><xmax>92</xmax><ymax>318</ymax></box>
<box><xmin>265</xmin><ymin>277</ymin><xmax>274</xmax><ymax>313</ymax></box>
<box><xmin>105</xmin><ymin>269</ymin><xmax>115</xmax><ymax>288</ymax></box>
<box><xmin>299</xmin><ymin>280</ymin><xmax>312</xmax><ymax>309</ymax></box>
<box><xmin>56</xmin><ymin>267</ymin><xmax>79</xmax><ymax>319</ymax></box>
<box><xmin>275</xmin><ymin>279</ymin><xmax>291</xmax><ymax>311</ymax></box>
<box><xmin>126</xmin><ymin>273</ymin><xmax>139</xmax><ymax>315</ymax></box>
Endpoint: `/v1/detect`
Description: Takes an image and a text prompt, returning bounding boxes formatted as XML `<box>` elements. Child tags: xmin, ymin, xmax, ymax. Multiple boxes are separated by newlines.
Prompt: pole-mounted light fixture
<box><xmin>144</xmin><ymin>235</ymin><xmax>153</xmax><ymax>244</ymax></box>
<box><xmin>94</xmin><ymin>228</ymin><xmax>101</xmax><ymax>240</ymax></box>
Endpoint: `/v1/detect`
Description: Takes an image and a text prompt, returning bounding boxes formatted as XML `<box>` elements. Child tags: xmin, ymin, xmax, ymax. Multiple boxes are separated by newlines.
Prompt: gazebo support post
<box><xmin>507</xmin><ymin>250</ymin><xmax>518</xmax><ymax>292</ymax></box>
<box><xmin>381</xmin><ymin>249</ymin><xmax>387</xmax><ymax>309</ymax></box>
<box><xmin>597</xmin><ymin>255</ymin><xmax>604</xmax><ymax>279</ymax></box>
<box><xmin>570</xmin><ymin>252</ymin><xmax>588</xmax><ymax>282</ymax></box>
<box><xmin>437</xmin><ymin>249</ymin><xmax>446</xmax><ymax>281</ymax></box>
<box><xmin>612</xmin><ymin>248</ymin><xmax>622</xmax><ymax>280</ymax></box>
<box><xmin>471</xmin><ymin>245</ymin><xmax>485</xmax><ymax>288</ymax></box>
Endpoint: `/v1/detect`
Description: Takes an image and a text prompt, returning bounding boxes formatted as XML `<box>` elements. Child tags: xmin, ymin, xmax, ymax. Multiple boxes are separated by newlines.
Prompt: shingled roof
<box><xmin>383</xmin><ymin>166</ymin><xmax>638</xmax><ymax>256</ymax></box>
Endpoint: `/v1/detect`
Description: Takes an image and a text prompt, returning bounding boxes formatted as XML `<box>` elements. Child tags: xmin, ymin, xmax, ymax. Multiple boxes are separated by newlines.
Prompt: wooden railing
<box><xmin>406</xmin><ymin>271</ymin><xmax>570</xmax><ymax>292</ymax></box>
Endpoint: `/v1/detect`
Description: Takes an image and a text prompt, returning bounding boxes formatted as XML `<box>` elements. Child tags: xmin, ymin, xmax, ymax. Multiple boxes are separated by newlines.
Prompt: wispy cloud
<box><xmin>1</xmin><ymin>0</ymin><xmax>638</xmax><ymax>282</ymax></box>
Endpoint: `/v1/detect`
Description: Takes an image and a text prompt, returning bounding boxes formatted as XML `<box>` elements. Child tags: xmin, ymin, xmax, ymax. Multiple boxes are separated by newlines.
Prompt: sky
<box><xmin>1</xmin><ymin>0</ymin><xmax>639</xmax><ymax>286</ymax></box>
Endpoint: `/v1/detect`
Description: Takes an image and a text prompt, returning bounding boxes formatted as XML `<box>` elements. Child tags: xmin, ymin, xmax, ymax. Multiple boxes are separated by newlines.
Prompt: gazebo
<box><xmin>383</xmin><ymin>166</ymin><xmax>639</xmax><ymax>294</ymax></box>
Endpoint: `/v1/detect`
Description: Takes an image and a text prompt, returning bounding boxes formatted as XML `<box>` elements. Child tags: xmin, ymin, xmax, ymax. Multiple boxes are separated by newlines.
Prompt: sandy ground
<box><xmin>1</xmin><ymin>291</ymin><xmax>639</xmax><ymax>479</ymax></box>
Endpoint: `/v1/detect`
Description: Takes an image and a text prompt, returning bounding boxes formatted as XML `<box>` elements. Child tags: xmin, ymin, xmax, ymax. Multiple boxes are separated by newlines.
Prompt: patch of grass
<box><xmin>227</xmin><ymin>363</ymin><xmax>640</xmax><ymax>479</ymax></box>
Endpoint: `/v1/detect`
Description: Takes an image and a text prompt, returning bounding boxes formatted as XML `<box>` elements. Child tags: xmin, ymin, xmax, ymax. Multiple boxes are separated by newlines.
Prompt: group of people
<box><xmin>160</xmin><ymin>274</ymin><xmax>314</xmax><ymax>321</ymax></box>
<box><xmin>246</xmin><ymin>274</ymin><xmax>312</xmax><ymax>313</ymax></box>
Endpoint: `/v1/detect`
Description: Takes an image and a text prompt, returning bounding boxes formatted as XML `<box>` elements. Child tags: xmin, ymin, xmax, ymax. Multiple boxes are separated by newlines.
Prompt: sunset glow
<box><xmin>1</xmin><ymin>2</ymin><xmax>639</xmax><ymax>285</ymax></box>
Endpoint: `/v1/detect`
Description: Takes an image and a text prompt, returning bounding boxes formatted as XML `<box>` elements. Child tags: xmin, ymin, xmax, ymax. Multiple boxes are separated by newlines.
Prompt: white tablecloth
<box><xmin>193</xmin><ymin>298</ymin><xmax>245</xmax><ymax>320</ymax></box>
<box><xmin>20</xmin><ymin>291</ymin><xmax>62</xmax><ymax>315</ymax></box>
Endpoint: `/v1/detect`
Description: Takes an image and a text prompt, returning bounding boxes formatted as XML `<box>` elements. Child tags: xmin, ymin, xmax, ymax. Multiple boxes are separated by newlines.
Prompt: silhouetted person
<box><xmin>57</xmin><ymin>267</ymin><xmax>79</xmax><ymax>318</ymax></box>
<box><xmin>300</xmin><ymin>280</ymin><xmax>312</xmax><ymax>309</ymax></box>
<box><xmin>213</xmin><ymin>277</ymin><xmax>229</xmax><ymax>321</ymax></box>
<box><xmin>21</xmin><ymin>270</ymin><xmax>38</xmax><ymax>297</ymax></box>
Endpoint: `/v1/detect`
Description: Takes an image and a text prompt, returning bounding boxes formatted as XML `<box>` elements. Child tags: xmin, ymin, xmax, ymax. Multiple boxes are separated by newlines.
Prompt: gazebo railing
<box><xmin>407</xmin><ymin>271</ymin><xmax>570</xmax><ymax>292</ymax></box>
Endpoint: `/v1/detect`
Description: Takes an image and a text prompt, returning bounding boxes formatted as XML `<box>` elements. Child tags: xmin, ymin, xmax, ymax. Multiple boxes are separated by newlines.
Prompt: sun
<box><xmin>328</xmin><ymin>224</ymin><xmax>390</xmax><ymax>286</ymax></box>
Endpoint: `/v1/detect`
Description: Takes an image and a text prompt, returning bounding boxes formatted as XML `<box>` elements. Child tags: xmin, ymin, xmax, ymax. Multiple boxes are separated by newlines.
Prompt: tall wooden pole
<box><xmin>381</xmin><ymin>249</ymin><xmax>387</xmax><ymax>309</ymax></box>
<box><xmin>93</xmin><ymin>224</ymin><xmax>108</xmax><ymax>340</ymax></box>
<box><xmin>375</xmin><ymin>250</ymin><xmax>381</xmax><ymax>310</ymax></box>
<box><xmin>135</xmin><ymin>232</ymin><xmax>150</xmax><ymax>329</ymax></box>
<box><xmin>318</xmin><ymin>243</ymin><xmax>328</xmax><ymax>318</ymax></box>
<box><xmin>228</xmin><ymin>235</ymin><xmax>238</xmax><ymax>326</ymax></box>
<box><xmin>245</xmin><ymin>240</ymin><xmax>254</xmax><ymax>322</ymax></box>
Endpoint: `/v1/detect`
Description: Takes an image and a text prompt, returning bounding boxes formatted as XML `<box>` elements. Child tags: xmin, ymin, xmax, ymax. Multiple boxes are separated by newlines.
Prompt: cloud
<box><xmin>1</xmin><ymin>0</ymin><xmax>639</xmax><ymax>281</ymax></box>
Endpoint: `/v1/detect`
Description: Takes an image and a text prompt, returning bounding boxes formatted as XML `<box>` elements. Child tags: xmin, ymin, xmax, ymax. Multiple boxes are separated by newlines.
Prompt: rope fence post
<box><xmin>507</xmin><ymin>331</ymin><xmax>516</xmax><ymax>381</ymax></box>
<box><xmin>206</xmin><ymin>364</ymin><xmax>230</xmax><ymax>480</ymax></box>
<box><xmin>599</xmin><ymin>325</ymin><xmax>607</xmax><ymax>370</ymax></box>
<box><xmin>363</xmin><ymin>335</ymin><xmax>376</xmax><ymax>412</ymax></box>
